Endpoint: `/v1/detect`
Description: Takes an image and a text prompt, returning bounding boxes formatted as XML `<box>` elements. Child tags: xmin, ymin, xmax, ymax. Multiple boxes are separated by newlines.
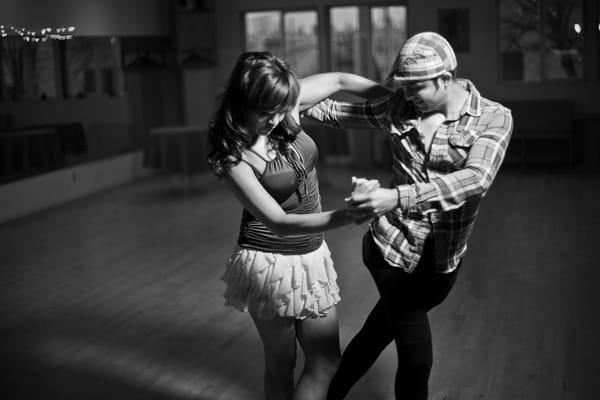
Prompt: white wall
<box><xmin>0</xmin><ymin>96</ymin><xmax>131</xmax><ymax>125</ymax></box>
<box><xmin>182</xmin><ymin>69</ymin><xmax>216</xmax><ymax>127</ymax></box>
<box><xmin>0</xmin><ymin>0</ymin><xmax>170</xmax><ymax>36</ymax></box>
<box><xmin>0</xmin><ymin>152</ymin><xmax>152</xmax><ymax>223</ymax></box>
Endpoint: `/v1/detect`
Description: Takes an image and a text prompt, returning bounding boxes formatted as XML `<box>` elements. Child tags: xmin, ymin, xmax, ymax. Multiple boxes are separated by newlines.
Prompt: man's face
<box><xmin>401</xmin><ymin>77</ymin><xmax>446</xmax><ymax>113</ymax></box>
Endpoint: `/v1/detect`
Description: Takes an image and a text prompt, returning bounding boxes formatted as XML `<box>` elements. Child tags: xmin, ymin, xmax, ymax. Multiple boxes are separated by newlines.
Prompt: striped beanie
<box><xmin>385</xmin><ymin>32</ymin><xmax>457</xmax><ymax>85</ymax></box>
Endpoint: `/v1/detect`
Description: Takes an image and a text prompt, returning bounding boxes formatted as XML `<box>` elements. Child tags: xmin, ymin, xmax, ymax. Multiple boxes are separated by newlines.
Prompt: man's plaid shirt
<box><xmin>305</xmin><ymin>79</ymin><xmax>513</xmax><ymax>273</ymax></box>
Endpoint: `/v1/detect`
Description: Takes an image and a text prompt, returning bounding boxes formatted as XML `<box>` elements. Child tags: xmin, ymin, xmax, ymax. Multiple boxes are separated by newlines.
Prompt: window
<box><xmin>64</xmin><ymin>37</ymin><xmax>123</xmax><ymax>97</ymax></box>
<box><xmin>244</xmin><ymin>5</ymin><xmax>406</xmax><ymax>80</ymax></box>
<box><xmin>245</xmin><ymin>10</ymin><xmax>319</xmax><ymax>77</ymax></box>
<box><xmin>0</xmin><ymin>35</ymin><xmax>125</xmax><ymax>101</ymax></box>
<box><xmin>242</xmin><ymin>5</ymin><xmax>407</xmax><ymax>165</ymax></box>
<box><xmin>329</xmin><ymin>5</ymin><xmax>407</xmax><ymax>80</ymax></box>
<box><xmin>371</xmin><ymin>6</ymin><xmax>407</xmax><ymax>81</ymax></box>
<box><xmin>245</xmin><ymin>11</ymin><xmax>282</xmax><ymax>56</ymax></box>
<box><xmin>500</xmin><ymin>0</ymin><xmax>584</xmax><ymax>81</ymax></box>
<box><xmin>330</xmin><ymin>7</ymin><xmax>361</xmax><ymax>74</ymax></box>
<box><xmin>284</xmin><ymin>12</ymin><xmax>319</xmax><ymax>77</ymax></box>
<box><xmin>1</xmin><ymin>37</ymin><xmax>58</xmax><ymax>100</ymax></box>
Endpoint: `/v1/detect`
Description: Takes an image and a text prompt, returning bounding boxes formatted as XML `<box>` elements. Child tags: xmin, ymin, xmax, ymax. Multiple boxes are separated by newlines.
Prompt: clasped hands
<box><xmin>345</xmin><ymin>177</ymin><xmax>399</xmax><ymax>224</ymax></box>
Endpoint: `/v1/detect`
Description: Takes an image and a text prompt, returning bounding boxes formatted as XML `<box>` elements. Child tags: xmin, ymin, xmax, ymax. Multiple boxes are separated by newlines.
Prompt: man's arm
<box><xmin>405</xmin><ymin>111</ymin><xmax>513</xmax><ymax>212</ymax></box>
<box><xmin>302</xmin><ymin>90</ymin><xmax>397</xmax><ymax>130</ymax></box>
<box><xmin>348</xmin><ymin>110</ymin><xmax>514</xmax><ymax>215</ymax></box>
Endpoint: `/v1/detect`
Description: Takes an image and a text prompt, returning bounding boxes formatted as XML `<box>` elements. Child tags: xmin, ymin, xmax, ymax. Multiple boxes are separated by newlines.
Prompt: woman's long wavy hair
<box><xmin>207</xmin><ymin>51</ymin><xmax>302</xmax><ymax>178</ymax></box>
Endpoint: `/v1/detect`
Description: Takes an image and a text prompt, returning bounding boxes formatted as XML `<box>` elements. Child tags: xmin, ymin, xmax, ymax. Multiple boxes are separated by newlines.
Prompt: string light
<box><xmin>0</xmin><ymin>25</ymin><xmax>76</xmax><ymax>42</ymax></box>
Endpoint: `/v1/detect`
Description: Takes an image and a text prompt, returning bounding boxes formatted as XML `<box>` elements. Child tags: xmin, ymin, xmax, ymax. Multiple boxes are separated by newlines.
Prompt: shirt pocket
<box><xmin>444</xmin><ymin>130</ymin><xmax>479</xmax><ymax>169</ymax></box>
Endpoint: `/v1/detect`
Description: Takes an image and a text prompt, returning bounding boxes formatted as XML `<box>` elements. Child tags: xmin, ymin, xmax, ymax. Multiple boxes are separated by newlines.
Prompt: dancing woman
<box><xmin>207</xmin><ymin>51</ymin><xmax>387</xmax><ymax>400</ymax></box>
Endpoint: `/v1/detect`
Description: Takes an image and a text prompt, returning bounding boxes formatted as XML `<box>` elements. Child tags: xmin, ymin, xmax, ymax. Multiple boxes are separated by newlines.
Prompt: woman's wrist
<box><xmin>331</xmin><ymin>209</ymin><xmax>353</xmax><ymax>226</ymax></box>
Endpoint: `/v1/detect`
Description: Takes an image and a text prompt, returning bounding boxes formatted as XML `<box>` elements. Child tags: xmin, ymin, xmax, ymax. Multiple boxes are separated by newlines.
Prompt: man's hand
<box><xmin>344</xmin><ymin>177</ymin><xmax>381</xmax><ymax>224</ymax></box>
<box><xmin>346</xmin><ymin>187</ymin><xmax>398</xmax><ymax>223</ymax></box>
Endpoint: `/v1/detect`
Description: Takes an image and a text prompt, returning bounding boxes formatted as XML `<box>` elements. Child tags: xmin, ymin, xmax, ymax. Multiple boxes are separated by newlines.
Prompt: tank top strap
<box><xmin>239</xmin><ymin>158</ymin><xmax>263</xmax><ymax>178</ymax></box>
<box><xmin>247</xmin><ymin>147</ymin><xmax>272</xmax><ymax>163</ymax></box>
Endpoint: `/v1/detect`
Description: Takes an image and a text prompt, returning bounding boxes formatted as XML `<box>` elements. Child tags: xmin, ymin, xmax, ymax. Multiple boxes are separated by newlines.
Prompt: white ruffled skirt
<box><xmin>221</xmin><ymin>241</ymin><xmax>341</xmax><ymax>320</ymax></box>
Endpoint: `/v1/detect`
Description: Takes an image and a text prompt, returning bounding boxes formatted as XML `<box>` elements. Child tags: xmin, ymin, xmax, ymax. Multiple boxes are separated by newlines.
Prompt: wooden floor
<box><xmin>1</xmin><ymin>165</ymin><xmax>599</xmax><ymax>400</ymax></box>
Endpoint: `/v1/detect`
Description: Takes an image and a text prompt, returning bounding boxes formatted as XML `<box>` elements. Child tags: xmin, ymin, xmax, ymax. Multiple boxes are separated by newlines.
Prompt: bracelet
<box><xmin>395</xmin><ymin>186</ymin><xmax>402</xmax><ymax>208</ymax></box>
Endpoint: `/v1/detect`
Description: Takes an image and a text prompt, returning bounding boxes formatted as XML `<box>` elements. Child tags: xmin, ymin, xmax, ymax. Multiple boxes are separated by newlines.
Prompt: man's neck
<box><xmin>439</xmin><ymin>81</ymin><xmax>469</xmax><ymax>119</ymax></box>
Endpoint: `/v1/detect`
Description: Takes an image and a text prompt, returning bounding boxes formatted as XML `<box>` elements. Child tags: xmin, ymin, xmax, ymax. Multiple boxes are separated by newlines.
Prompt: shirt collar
<box><xmin>445</xmin><ymin>78</ymin><xmax>482</xmax><ymax>121</ymax></box>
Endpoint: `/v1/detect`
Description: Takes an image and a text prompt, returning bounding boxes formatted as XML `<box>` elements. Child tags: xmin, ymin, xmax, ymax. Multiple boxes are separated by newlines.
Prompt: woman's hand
<box><xmin>346</xmin><ymin>187</ymin><xmax>399</xmax><ymax>223</ymax></box>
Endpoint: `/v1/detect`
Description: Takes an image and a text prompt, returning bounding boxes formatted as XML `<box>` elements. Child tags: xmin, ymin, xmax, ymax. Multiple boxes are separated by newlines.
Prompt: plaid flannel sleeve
<box><xmin>397</xmin><ymin>109</ymin><xmax>514</xmax><ymax>213</ymax></box>
<box><xmin>302</xmin><ymin>95</ymin><xmax>393</xmax><ymax>130</ymax></box>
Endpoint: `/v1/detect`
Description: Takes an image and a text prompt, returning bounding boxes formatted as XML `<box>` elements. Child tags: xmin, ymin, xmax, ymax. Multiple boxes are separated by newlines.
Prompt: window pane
<box><xmin>371</xmin><ymin>6</ymin><xmax>407</xmax><ymax>82</ymax></box>
<box><xmin>35</xmin><ymin>42</ymin><xmax>57</xmax><ymax>99</ymax></box>
<box><xmin>245</xmin><ymin>11</ymin><xmax>283</xmax><ymax>58</ymax></box>
<box><xmin>542</xmin><ymin>0</ymin><xmax>583</xmax><ymax>80</ymax></box>
<box><xmin>330</xmin><ymin>7</ymin><xmax>361</xmax><ymax>73</ymax></box>
<box><xmin>65</xmin><ymin>37</ymin><xmax>121</xmax><ymax>97</ymax></box>
<box><xmin>65</xmin><ymin>38</ymin><xmax>97</xmax><ymax>97</ymax></box>
<box><xmin>1</xmin><ymin>38</ymin><xmax>57</xmax><ymax>100</ymax></box>
<box><xmin>96</xmin><ymin>37</ymin><xmax>122</xmax><ymax>96</ymax></box>
<box><xmin>284</xmin><ymin>11</ymin><xmax>319</xmax><ymax>77</ymax></box>
<box><xmin>500</xmin><ymin>0</ymin><xmax>542</xmax><ymax>81</ymax></box>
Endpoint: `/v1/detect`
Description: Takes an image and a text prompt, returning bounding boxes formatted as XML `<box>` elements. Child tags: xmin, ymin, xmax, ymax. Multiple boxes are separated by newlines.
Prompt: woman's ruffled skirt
<box><xmin>221</xmin><ymin>241</ymin><xmax>341</xmax><ymax>320</ymax></box>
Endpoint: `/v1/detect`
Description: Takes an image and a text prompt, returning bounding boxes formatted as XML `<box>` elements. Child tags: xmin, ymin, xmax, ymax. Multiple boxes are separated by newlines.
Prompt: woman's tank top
<box><xmin>238</xmin><ymin>131</ymin><xmax>324</xmax><ymax>255</ymax></box>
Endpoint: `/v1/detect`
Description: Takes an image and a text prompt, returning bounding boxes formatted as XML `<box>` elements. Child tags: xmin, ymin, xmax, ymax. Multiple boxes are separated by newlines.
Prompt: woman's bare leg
<box><xmin>251</xmin><ymin>312</ymin><xmax>298</xmax><ymax>400</ymax></box>
<box><xmin>293</xmin><ymin>306</ymin><xmax>342</xmax><ymax>400</ymax></box>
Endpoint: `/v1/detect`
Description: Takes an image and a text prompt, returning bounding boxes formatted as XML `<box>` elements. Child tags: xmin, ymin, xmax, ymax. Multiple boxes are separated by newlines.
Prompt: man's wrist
<box><xmin>395</xmin><ymin>184</ymin><xmax>417</xmax><ymax>211</ymax></box>
<box><xmin>395</xmin><ymin>186</ymin><xmax>402</xmax><ymax>208</ymax></box>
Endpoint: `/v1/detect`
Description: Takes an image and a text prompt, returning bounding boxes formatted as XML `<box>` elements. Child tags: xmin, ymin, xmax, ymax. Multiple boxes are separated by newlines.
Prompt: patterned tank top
<box><xmin>238</xmin><ymin>131</ymin><xmax>323</xmax><ymax>255</ymax></box>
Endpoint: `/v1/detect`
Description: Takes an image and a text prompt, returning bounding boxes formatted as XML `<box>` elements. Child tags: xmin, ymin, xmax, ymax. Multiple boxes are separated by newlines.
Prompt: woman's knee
<box><xmin>251</xmin><ymin>313</ymin><xmax>297</xmax><ymax>375</ymax></box>
<box><xmin>305</xmin><ymin>351</ymin><xmax>340</xmax><ymax>381</ymax></box>
<box><xmin>264</xmin><ymin>349</ymin><xmax>296</xmax><ymax>376</ymax></box>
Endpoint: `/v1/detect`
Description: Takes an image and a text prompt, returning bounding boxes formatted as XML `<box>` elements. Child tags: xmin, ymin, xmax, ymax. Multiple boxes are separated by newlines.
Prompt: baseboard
<box><xmin>0</xmin><ymin>151</ymin><xmax>153</xmax><ymax>224</ymax></box>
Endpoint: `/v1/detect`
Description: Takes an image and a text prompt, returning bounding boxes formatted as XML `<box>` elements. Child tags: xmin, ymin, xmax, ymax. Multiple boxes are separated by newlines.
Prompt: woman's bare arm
<box><xmin>225</xmin><ymin>161</ymin><xmax>354</xmax><ymax>237</ymax></box>
<box><xmin>298</xmin><ymin>72</ymin><xmax>392</xmax><ymax>111</ymax></box>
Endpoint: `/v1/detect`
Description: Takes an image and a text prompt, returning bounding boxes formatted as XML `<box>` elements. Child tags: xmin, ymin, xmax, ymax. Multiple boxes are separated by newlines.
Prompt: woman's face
<box><xmin>244</xmin><ymin>110</ymin><xmax>286</xmax><ymax>136</ymax></box>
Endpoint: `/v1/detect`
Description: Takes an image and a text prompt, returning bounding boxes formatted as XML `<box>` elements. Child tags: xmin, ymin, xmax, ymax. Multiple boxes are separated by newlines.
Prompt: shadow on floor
<box><xmin>0</xmin><ymin>306</ymin><xmax>258</xmax><ymax>400</ymax></box>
